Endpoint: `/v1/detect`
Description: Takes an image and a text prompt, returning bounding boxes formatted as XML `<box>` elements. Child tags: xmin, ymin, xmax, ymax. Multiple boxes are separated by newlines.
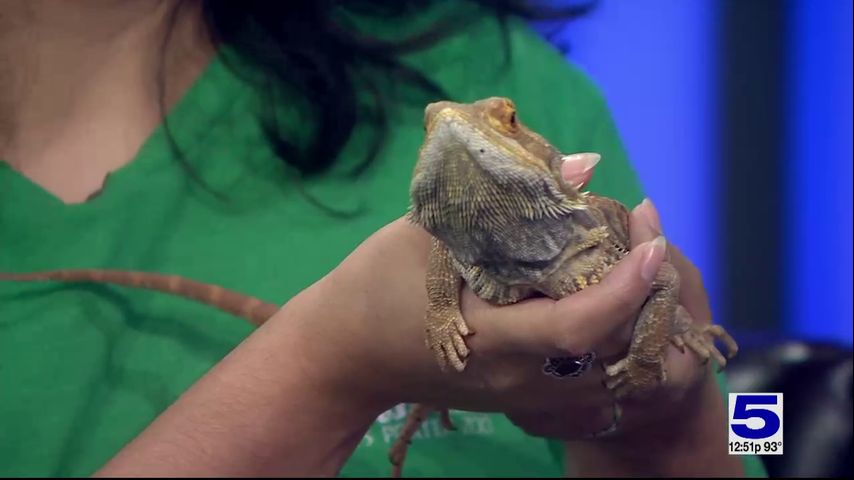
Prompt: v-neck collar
<box><xmin>0</xmin><ymin>48</ymin><xmax>248</xmax><ymax>213</ymax></box>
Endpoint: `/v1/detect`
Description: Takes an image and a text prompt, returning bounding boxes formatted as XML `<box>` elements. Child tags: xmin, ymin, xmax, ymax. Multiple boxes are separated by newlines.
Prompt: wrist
<box><xmin>310</xmin><ymin>224</ymin><xmax>458</xmax><ymax>412</ymax></box>
<box><xmin>275</xmin><ymin>275</ymin><xmax>395</xmax><ymax>422</ymax></box>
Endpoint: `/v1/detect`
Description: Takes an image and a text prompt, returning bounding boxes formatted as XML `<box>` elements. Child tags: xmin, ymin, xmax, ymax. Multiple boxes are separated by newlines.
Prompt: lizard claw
<box><xmin>426</xmin><ymin>310</ymin><xmax>473</xmax><ymax>372</ymax></box>
<box><xmin>670</xmin><ymin>334</ymin><xmax>686</xmax><ymax>354</ymax></box>
<box><xmin>603</xmin><ymin>356</ymin><xmax>665</xmax><ymax>400</ymax></box>
<box><xmin>673</xmin><ymin>323</ymin><xmax>738</xmax><ymax>372</ymax></box>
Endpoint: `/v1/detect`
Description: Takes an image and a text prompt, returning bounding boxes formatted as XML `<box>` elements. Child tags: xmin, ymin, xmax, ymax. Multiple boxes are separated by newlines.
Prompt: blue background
<box><xmin>534</xmin><ymin>0</ymin><xmax>852</xmax><ymax>347</ymax></box>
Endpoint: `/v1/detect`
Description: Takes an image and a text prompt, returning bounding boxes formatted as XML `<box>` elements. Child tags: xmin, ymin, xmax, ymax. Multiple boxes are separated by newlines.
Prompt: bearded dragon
<box><xmin>388</xmin><ymin>97</ymin><xmax>739</xmax><ymax>476</ymax></box>
<box><xmin>0</xmin><ymin>270</ymin><xmax>279</xmax><ymax>326</ymax></box>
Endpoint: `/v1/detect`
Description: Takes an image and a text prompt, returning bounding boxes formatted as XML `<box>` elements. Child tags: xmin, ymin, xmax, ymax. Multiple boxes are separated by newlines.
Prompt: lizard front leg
<box><xmin>604</xmin><ymin>261</ymin><xmax>679</xmax><ymax>399</ymax></box>
<box><xmin>603</xmin><ymin>262</ymin><xmax>739</xmax><ymax>399</ymax></box>
<box><xmin>424</xmin><ymin>237</ymin><xmax>473</xmax><ymax>372</ymax></box>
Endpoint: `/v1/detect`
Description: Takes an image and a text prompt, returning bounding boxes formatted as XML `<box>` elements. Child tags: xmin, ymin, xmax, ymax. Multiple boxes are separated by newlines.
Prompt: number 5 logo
<box><xmin>730</xmin><ymin>394</ymin><xmax>782</xmax><ymax>439</ymax></box>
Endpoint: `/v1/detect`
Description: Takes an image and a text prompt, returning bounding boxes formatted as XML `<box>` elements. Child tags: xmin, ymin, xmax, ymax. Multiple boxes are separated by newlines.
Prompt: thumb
<box><xmin>478</xmin><ymin>235</ymin><xmax>667</xmax><ymax>358</ymax></box>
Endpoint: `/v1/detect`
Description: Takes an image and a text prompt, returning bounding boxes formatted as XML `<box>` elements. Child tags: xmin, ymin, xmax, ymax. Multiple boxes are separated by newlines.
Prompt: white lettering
<box><xmin>377</xmin><ymin>404</ymin><xmax>409</xmax><ymax>424</ymax></box>
<box><xmin>382</xmin><ymin>424</ymin><xmax>402</xmax><ymax>443</ymax></box>
<box><xmin>375</xmin><ymin>410</ymin><xmax>497</xmax><ymax>445</ymax></box>
<box><xmin>461</xmin><ymin>415</ymin><xmax>495</xmax><ymax>435</ymax></box>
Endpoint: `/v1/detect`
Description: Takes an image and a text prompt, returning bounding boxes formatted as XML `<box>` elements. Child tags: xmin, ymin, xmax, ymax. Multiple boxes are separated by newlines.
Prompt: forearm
<box><xmin>563</xmin><ymin>371</ymin><xmax>744</xmax><ymax>477</ymax></box>
<box><xmin>94</xmin><ymin>284</ymin><xmax>384</xmax><ymax>477</ymax></box>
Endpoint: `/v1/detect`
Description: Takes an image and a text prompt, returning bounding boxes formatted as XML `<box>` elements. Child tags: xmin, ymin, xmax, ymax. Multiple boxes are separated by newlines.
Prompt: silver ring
<box><xmin>542</xmin><ymin>352</ymin><xmax>596</xmax><ymax>379</ymax></box>
<box><xmin>584</xmin><ymin>402</ymin><xmax>622</xmax><ymax>439</ymax></box>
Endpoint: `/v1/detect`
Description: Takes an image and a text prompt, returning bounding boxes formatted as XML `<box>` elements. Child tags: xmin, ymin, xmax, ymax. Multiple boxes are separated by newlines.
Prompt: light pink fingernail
<box><xmin>639</xmin><ymin>198</ymin><xmax>663</xmax><ymax>235</ymax></box>
<box><xmin>561</xmin><ymin>152</ymin><xmax>601</xmax><ymax>175</ymax></box>
<box><xmin>641</xmin><ymin>236</ymin><xmax>667</xmax><ymax>282</ymax></box>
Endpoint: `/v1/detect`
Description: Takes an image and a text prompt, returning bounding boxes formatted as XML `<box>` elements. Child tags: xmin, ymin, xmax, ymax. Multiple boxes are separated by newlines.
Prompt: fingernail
<box><xmin>561</xmin><ymin>152</ymin><xmax>601</xmax><ymax>176</ymax></box>
<box><xmin>641</xmin><ymin>236</ymin><xmax>667</xmax><ymax>282</ymax></box>
<box><xmin>639</xmin><ymin>198</ymin><xmax>663</xmax><ymax>235</ymax></box>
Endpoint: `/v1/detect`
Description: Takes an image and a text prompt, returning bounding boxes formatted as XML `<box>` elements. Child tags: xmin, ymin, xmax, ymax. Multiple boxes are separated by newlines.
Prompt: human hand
<box><xmin>497</xmin><ymin>157</ymin><xmax>726</xmax><ymax>439</ymax></box>
<box><xmin>553</xmin><ymin>160</ymin><xmax>743</xmax><ymax>476</ymax></box>
<box><xmin>551</xmin><ymin>198</ymin><xmax>744</xmax><ymax>477</ymax></box>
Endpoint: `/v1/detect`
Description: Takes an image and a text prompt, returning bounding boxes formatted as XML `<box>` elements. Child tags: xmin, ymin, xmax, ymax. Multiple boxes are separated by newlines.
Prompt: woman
<box><xmin>0</xmin><ymin>0</ymin><xmax>765</xmax><ymax>477</ymax></box>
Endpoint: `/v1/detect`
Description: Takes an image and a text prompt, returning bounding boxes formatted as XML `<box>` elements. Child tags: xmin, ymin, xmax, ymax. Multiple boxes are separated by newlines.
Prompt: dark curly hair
<box><xmin>160</xmin><ymin>0</ymin><xmax>595</xmax><ymax>208</ymax></box>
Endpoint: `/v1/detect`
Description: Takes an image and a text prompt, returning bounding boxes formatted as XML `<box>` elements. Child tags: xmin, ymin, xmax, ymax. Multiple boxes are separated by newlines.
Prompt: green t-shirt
<box><xmin>0</xmin><ymin>9</ymin><xmax>766</xmax><ymax>478</ymax></box>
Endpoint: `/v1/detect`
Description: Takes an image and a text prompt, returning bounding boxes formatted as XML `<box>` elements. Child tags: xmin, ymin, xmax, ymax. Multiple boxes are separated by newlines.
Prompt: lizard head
<box><xmin>407</xmin><ymin>96</ymin><xmax>588</xmax><ymax>234</ymax></box>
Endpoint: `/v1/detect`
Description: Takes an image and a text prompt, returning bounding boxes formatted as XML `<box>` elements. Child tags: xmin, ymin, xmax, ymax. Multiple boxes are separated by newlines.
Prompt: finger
<box><xmin>560</xmin><ymin>152</ymin><xmax>600</xmax><ymax>189</ymax></box>
<box><xmin>631</xmin><ymin>199</ymin><xmax>712</xmax><ymax>325</ymax></box>
<box><xmin>474</xmin><ymin>235</ymin><xmax>668</xmax><ymax>358</ymax></box>
<box><xmin>506</xmin><ymin>402</ymin><xmax>616</xmax><ymax>441</ymax></box>
<box><xmin>629</xmin><ymin>198</ymin><xmax>663</xmax><ymax>248</ymax></box>
<box><xmin>667</xmin><ymin>244</ymin><xmax>712</xmax><ymax>325</ymax></box>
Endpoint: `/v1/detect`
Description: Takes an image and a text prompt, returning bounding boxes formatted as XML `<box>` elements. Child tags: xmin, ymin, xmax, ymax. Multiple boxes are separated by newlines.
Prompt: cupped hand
<box><xmin>503</xmin><ymin>199</ymin><xmax>716</xmax><ymax>441</ymax></box>
<box><xmin>500</xmin><ymin>155</ymin><xmax>724</xmax><ymax>442</ymax></box>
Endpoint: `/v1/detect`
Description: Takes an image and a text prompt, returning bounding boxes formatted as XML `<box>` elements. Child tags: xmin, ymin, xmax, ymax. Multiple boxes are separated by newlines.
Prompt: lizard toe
<box><xmin>670</xmin><ymin>334</ymin><xmax>687</xmax><ymax>354</ymax></box>
<box><xmin>604</xmin><ymin>358</ymin><xmax>628</xmax><ymax>377</ymax></box>
<box><xmin>444</xmin><ymin>340</ymin><xmax>467</xmax><ymax>372</ymax></box>
<box><xmin>451</xmin><ymin>332</ymin><xmax>470</xmax><ymax>360</ymax></box>
<box><xmin>704</xmin><ymin>324</ymin><xmax>739</xmax><ymax>360</ymax></box>
<box><xmin>684</xmin><ymin>332</ymin><xmax>711</xmax><ymax>364</ymax></box>
<box><xmin>454</xmin><ymin>314</ymin><xmax>473</xmax><ymax>336</ymax></box>
<box><xmin>604</xmin><ymin>373</ymin><xmax>627</xmax><ymax>391</ymax></box>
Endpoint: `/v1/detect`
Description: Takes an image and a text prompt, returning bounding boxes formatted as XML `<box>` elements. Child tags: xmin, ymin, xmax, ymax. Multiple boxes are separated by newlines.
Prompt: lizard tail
<box><xmin>0</xmin><ymin>269</ymin><xmax>280</xmax><ymax>326</ymax></box>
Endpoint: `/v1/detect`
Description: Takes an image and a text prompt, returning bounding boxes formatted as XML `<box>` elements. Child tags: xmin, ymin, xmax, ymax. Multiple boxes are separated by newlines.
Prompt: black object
<box><xmin>543</xmin><ymin>352</ymin><xmax>596</xmax><ymax>378</ymax></box>
<box><xmin>725</xmin><ymin>338</ymin><xmax>853</xmax><ymax>478</ymax></box>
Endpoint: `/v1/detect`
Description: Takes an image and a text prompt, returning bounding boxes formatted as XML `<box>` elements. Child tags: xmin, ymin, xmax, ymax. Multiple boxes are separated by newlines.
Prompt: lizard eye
<box><xmin>504</xmin><ymin>109</ymin><xmax>518</xmax><ymax>132</ymax></box>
